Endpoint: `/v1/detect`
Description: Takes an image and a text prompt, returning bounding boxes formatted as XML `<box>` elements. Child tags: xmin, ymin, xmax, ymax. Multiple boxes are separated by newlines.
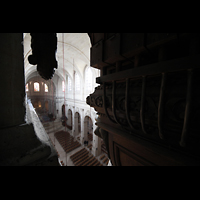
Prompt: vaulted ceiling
<box><xmin>23</xmin><ymin>33</ymin><xmax>91</xmax><ymax>83</ymax></box>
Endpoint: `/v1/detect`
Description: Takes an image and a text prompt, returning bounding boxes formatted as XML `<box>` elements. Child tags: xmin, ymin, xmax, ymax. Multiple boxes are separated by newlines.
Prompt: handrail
<box><xmin>140</xmin><ymin>76</ymin><xmax>148</xmax><ymax>134</ymax></box>
<box><xmin>125</xmin><ymin>78</ymin><xmax>137</xmax><ymax>131</ymax></box>
<box><xmin>97</xmin><ymin>55</ymin><xmax>199</xmax><ymax>147</ymax></box>
<box><xmin>158</xmin><ymin>73</ymin><xmax>167</xmax><ymax>139</ymax></box>
<box><xmin>96</xmin><ymin>54</ymin><xmax>200</xmax><ymax>84</ymax></box>
<box><xmin>179</xmin><ymin>69</ymin><xmax>194</xmax><ymax>147</ymax></box>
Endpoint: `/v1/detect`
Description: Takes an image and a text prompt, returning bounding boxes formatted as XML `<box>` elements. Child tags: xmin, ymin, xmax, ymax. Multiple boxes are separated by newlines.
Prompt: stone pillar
<box><xmin>84</xmin><ymin>120</ymin><xmax>88</xmax><ymax>143</ymax></box>
<box><xmin>92</xmin><ymin>123</ymin><xmax>101</xmax><ymax>156</ymax></box>
<box><xmin>0</xmin><ymin>33</ymin><xmax>59</xmax><ymax>166</ymax></box>
<box><xmin>67</xmin><ymin>109</ymin><xmax>72</xmax><ymax>126</ymax></box>
<box><xmin>74</xmin><ymin>113</ymin><xmax>79</xmax><ymax>136</ymax></box>
<box><xmin>80</xmin><ymin>109</ymin><xmax>84</xmax><ymax>144</ymax></box>
<box><xmin>55</xmin><ymin>100</ymin><xmax>60</xmax><ymax>119</ymax></box>
<box><xmin>65</xmin><ymin>103</ymin><xmax>68</xmax><ymax>119</ymax></box>
<box><xmin>71</xmin><ymin>106</ymin><xmax>75</xmax><ymax>136</ymax></box>
<box><xmin>0</xmin><ymin>33</ymin><xmax>25</xmax><ymax>128</ymax></box>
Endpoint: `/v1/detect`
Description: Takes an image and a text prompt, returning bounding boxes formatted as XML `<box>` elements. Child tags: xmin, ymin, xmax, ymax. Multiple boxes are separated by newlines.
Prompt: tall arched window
<box><xmin>34</xmin><ymin>82</ymin><xmax>40</xmax><ymax>92</ymax></box>
<box><xmin>75</xmin><ymin>72</ymin><xmax>80</xmax><ymax>91</ymax></box>
<box><xmin>85</xmin><ymin>67</ymin><xmax>92</xmax><ymax>91</ymax></box>
<box><xmin>68</xmin><ymin>77</ymin><xmax>72</xmax><ymax>91</ymax></box>
<box><xmin>44</xmin><ymin>84</ymin><xmax>48</xmax><ymax>92</ymax></box>
<box><xmin>62</xmin><ymin>81</ymin><xmax>65</xmax><ymax>92</ymax></box>
<box><xmin>26</xmin><ymin>83</ymin><xmax>29</xmax><ymax>92</ymax></box>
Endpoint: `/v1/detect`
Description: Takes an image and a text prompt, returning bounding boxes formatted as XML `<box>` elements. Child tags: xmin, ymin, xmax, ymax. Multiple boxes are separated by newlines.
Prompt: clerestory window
<box><xmin>26</xmin><ymin>83</ymin><xmax>29</xmax><ymax>92</ymax></box>
<box><xmin>85</xmin><ymin>67</ymin><xmax>92</xmax><ymax>91</ymax></box>
<box><xmin>68</xmin><ymin>77</ymin><xmax>72</xmax><ymax>91</ymax></box>
<box><xmin>75</xmin><ymin>72</ymin><xmax>80</xmax><ymax>91</ymax></box>
<box><xmin>34</xmin><ymin>82</ymin><xmax>40</xmax><ymax>92</ymax></box>
<box><xmin>44</xmin><ymin>84</ymin><xmax>48</xmax><ymax>92</ymax></box>
<box><xmin>62</xmin><ymin>81</ymin><xmax>65</xmax><ymax>92</ymax></box>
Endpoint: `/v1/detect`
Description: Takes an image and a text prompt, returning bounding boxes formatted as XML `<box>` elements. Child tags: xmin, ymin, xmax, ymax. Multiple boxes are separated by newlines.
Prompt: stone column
<box><xmin>0</xmin><ymin>33</ymin><xmax>25</xmax><ymax>128</ymax></box>
<box><xmin>0</xmin><ymin>33</ymin><xmax>59</xmax><ymax>166</ymax></box>
<box><xmin>80</xmin><ymin>109</ymin><xmax>84</xmax><ymax>144</ymax></box>
<box><xmin>74</xmin><ymin>113</ymin><xmax>79</xmax><ymax>136</ymax></box>
<box><xmin>67</xmin><ymin>109</ymin><xmax>72</xmax><ymax>126</ymax></box>
<box><xmin>92</xmin><ymin>122</ymin><xmax>101</xmax><ymax>156</ymax></box>
<box><xmin>84</xmin><ymin>120</ymin><xmax>88</xmax><ymax>144</ymax></box>
<box><xmin>71</xmin><ymin>106</ymin><xmax>75</xmax><ymax>136</ymax></box>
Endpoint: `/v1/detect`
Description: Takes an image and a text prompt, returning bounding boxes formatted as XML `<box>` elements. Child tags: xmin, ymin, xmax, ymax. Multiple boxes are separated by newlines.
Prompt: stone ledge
<box><xmin>0</xmin><ymin>123</ymin><xmax>59</xmax><ymax>166</ymax></box>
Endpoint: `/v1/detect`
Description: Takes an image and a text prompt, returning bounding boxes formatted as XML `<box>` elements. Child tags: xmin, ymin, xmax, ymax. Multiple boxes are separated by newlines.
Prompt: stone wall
<box><xmin>0</xmin><ymin>33</ymin><xmax>59</xmax><ymax>166</ymax></box>
<box><xmin>0</xmin><ymin>33</ymin><xmax>25</xmax><ymax>128</ymax></box>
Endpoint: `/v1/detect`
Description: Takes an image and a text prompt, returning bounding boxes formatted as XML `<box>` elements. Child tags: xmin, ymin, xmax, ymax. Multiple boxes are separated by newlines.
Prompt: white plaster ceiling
<box><xmin>24</xmin><ymin>33</ymin><xmax>91</xmax><ymax>83</ymax></box>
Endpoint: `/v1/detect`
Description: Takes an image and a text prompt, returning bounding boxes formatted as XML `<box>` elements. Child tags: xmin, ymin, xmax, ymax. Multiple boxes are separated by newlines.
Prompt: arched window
<box><xmin>85</xmin><ymin>67</ymin><xmax>92</xmax><ymax>91</ymax></box>
<box><xmin>62</xmin><ymin>81</ymin><xmax>65</xmax><ymax>92</ymax></box>
<box><xmin>34</xmin><ymin>82</ymin><xmax>40</xmax><ymax>92</ymax></box>
<box><xmin>44</xmin><ymin>84</ymin><xmax>48</xmax><ymax>92</ymax></box>
<box><xmin>68</xmin><ymin>77</ymin><xmax>72</xmax><ymax>91</ymax></box>
<box><xmin>75</xmin><ymin>72</ymin><xmax>80</xmax><ymax>91</ymax></box>
<box><xmin>26</xmin><ymin>83</ymin><xmax>29</xmax><ymax>92</ymax></box>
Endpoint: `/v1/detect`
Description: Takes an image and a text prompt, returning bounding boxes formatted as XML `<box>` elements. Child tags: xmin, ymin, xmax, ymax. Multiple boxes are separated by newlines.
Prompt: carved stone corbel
<box><xmin>28</xmin><ymin>33</ymin><xmax>58</xmax><ymax>80</ymax></box>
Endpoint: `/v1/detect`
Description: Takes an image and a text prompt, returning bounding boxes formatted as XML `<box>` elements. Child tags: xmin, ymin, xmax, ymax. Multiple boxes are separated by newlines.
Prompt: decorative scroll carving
<box><xmin>87</xmin><ymin>68</ymin><xmax>199</xmax><ymax>151</ymax></box>
<box><xmin>87</xmin><ymin>33</ymin><xmax>200</xmax><ymax>165</ymax></box>
<box><xmin>95</xmin><ymin>96</ymin><xmax>103</xmax><ymax>107</ymax></box>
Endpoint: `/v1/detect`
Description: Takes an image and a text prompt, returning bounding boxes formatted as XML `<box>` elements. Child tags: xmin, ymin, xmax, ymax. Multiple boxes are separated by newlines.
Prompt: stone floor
<box><xmin>25</xmin><ymin>100</ymin><xmax>111</xmax><ymax>166</ymax></box>
<box><xmin>42</xmin><ymin>120</ymin><xmax>110</xmax><ymax>166</ymax></box>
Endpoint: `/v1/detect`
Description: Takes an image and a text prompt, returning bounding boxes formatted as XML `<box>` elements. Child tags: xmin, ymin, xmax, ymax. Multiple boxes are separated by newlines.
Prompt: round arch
<box><xmin>23</xmin><ymin>33</ymin><xmax>91</xmax><ymax>84</ymax></box>
<box><xmin>74</xmin><ymin>112</ymin><xmax>81</xmax><ymax>136</ymax></box>
<box><xmin>67</xmin><ymin>109</ymin><xmax>73</xmax><ymax>130</ymax></box>
<box><xmin>84</xmin><ymin>65</ymin><xmax>93</xmax><ymax>91</ymax></box>
<box><xmin>83</xmin><ymin>115</ymin><xmax>93</xmax><ymax>146</ymax></box>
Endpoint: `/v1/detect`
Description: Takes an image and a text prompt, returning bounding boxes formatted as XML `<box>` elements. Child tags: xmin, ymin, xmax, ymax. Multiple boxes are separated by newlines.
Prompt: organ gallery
<box><xmin>0</xmin><ymin>33</ymin><xmax>200</xmax><ymax>166</ymax></box>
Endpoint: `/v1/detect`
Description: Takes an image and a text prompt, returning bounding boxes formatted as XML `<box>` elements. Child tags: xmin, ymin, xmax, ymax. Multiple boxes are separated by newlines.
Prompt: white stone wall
<box><xmin>24</xmin><ymin>33</ymin><xmax>101</xmax><ymax>157</ymax></box>
<box><xmin>40</xmin><ymin>64</ymin><xmax>101</xmax><ymax>157</ymax></box>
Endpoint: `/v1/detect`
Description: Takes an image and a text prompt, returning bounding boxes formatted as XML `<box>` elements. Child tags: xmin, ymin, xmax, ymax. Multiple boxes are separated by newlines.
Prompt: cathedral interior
<box><xmin>0</xmin><ymin>33</ymin><xmax>200</xmax><ymax>166</ymax></box>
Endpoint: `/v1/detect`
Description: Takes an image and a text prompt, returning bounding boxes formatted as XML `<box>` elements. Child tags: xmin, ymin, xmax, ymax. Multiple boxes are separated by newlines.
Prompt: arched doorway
<box><xmin>45</xmin><ymin>101</ymin><xmax>48</xmax><ymax>112</ymax></box>
<box><xmin>74</xmin><ymin>112</ymin><xmax>81</xmax><ymax>136</ymax></box>
<box><xmin>61</xmin><ymin>104</ymin><xmax>67</xmax><ymax>126</ymax></box>
<box><xmin>37</xmin><ymin>101</ymin><xmax>42</xmax><ymax>113</ymax></box>
<box><xmin>38</xmin><ymin>101</ymin><xmax>41</xmax><ymax>108</ymax></box>
<box><xmin>62</xmin><ymin>104</ymin><xmax>66</xmax><ymax>117</ymax></box>
<box><xmin>33</xmin><ymin>101</ymin><xmax>38</xmax><ymax>109</ymax></box>
<box><xmin>83</xmin><ymin>116</ymin><xmax>93</xmax><ymax>146</ymax></box>
<box><xmin>67</xmin><ymin>109</ymin><xmax>72</xmax><ymax>130</ymax></box>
